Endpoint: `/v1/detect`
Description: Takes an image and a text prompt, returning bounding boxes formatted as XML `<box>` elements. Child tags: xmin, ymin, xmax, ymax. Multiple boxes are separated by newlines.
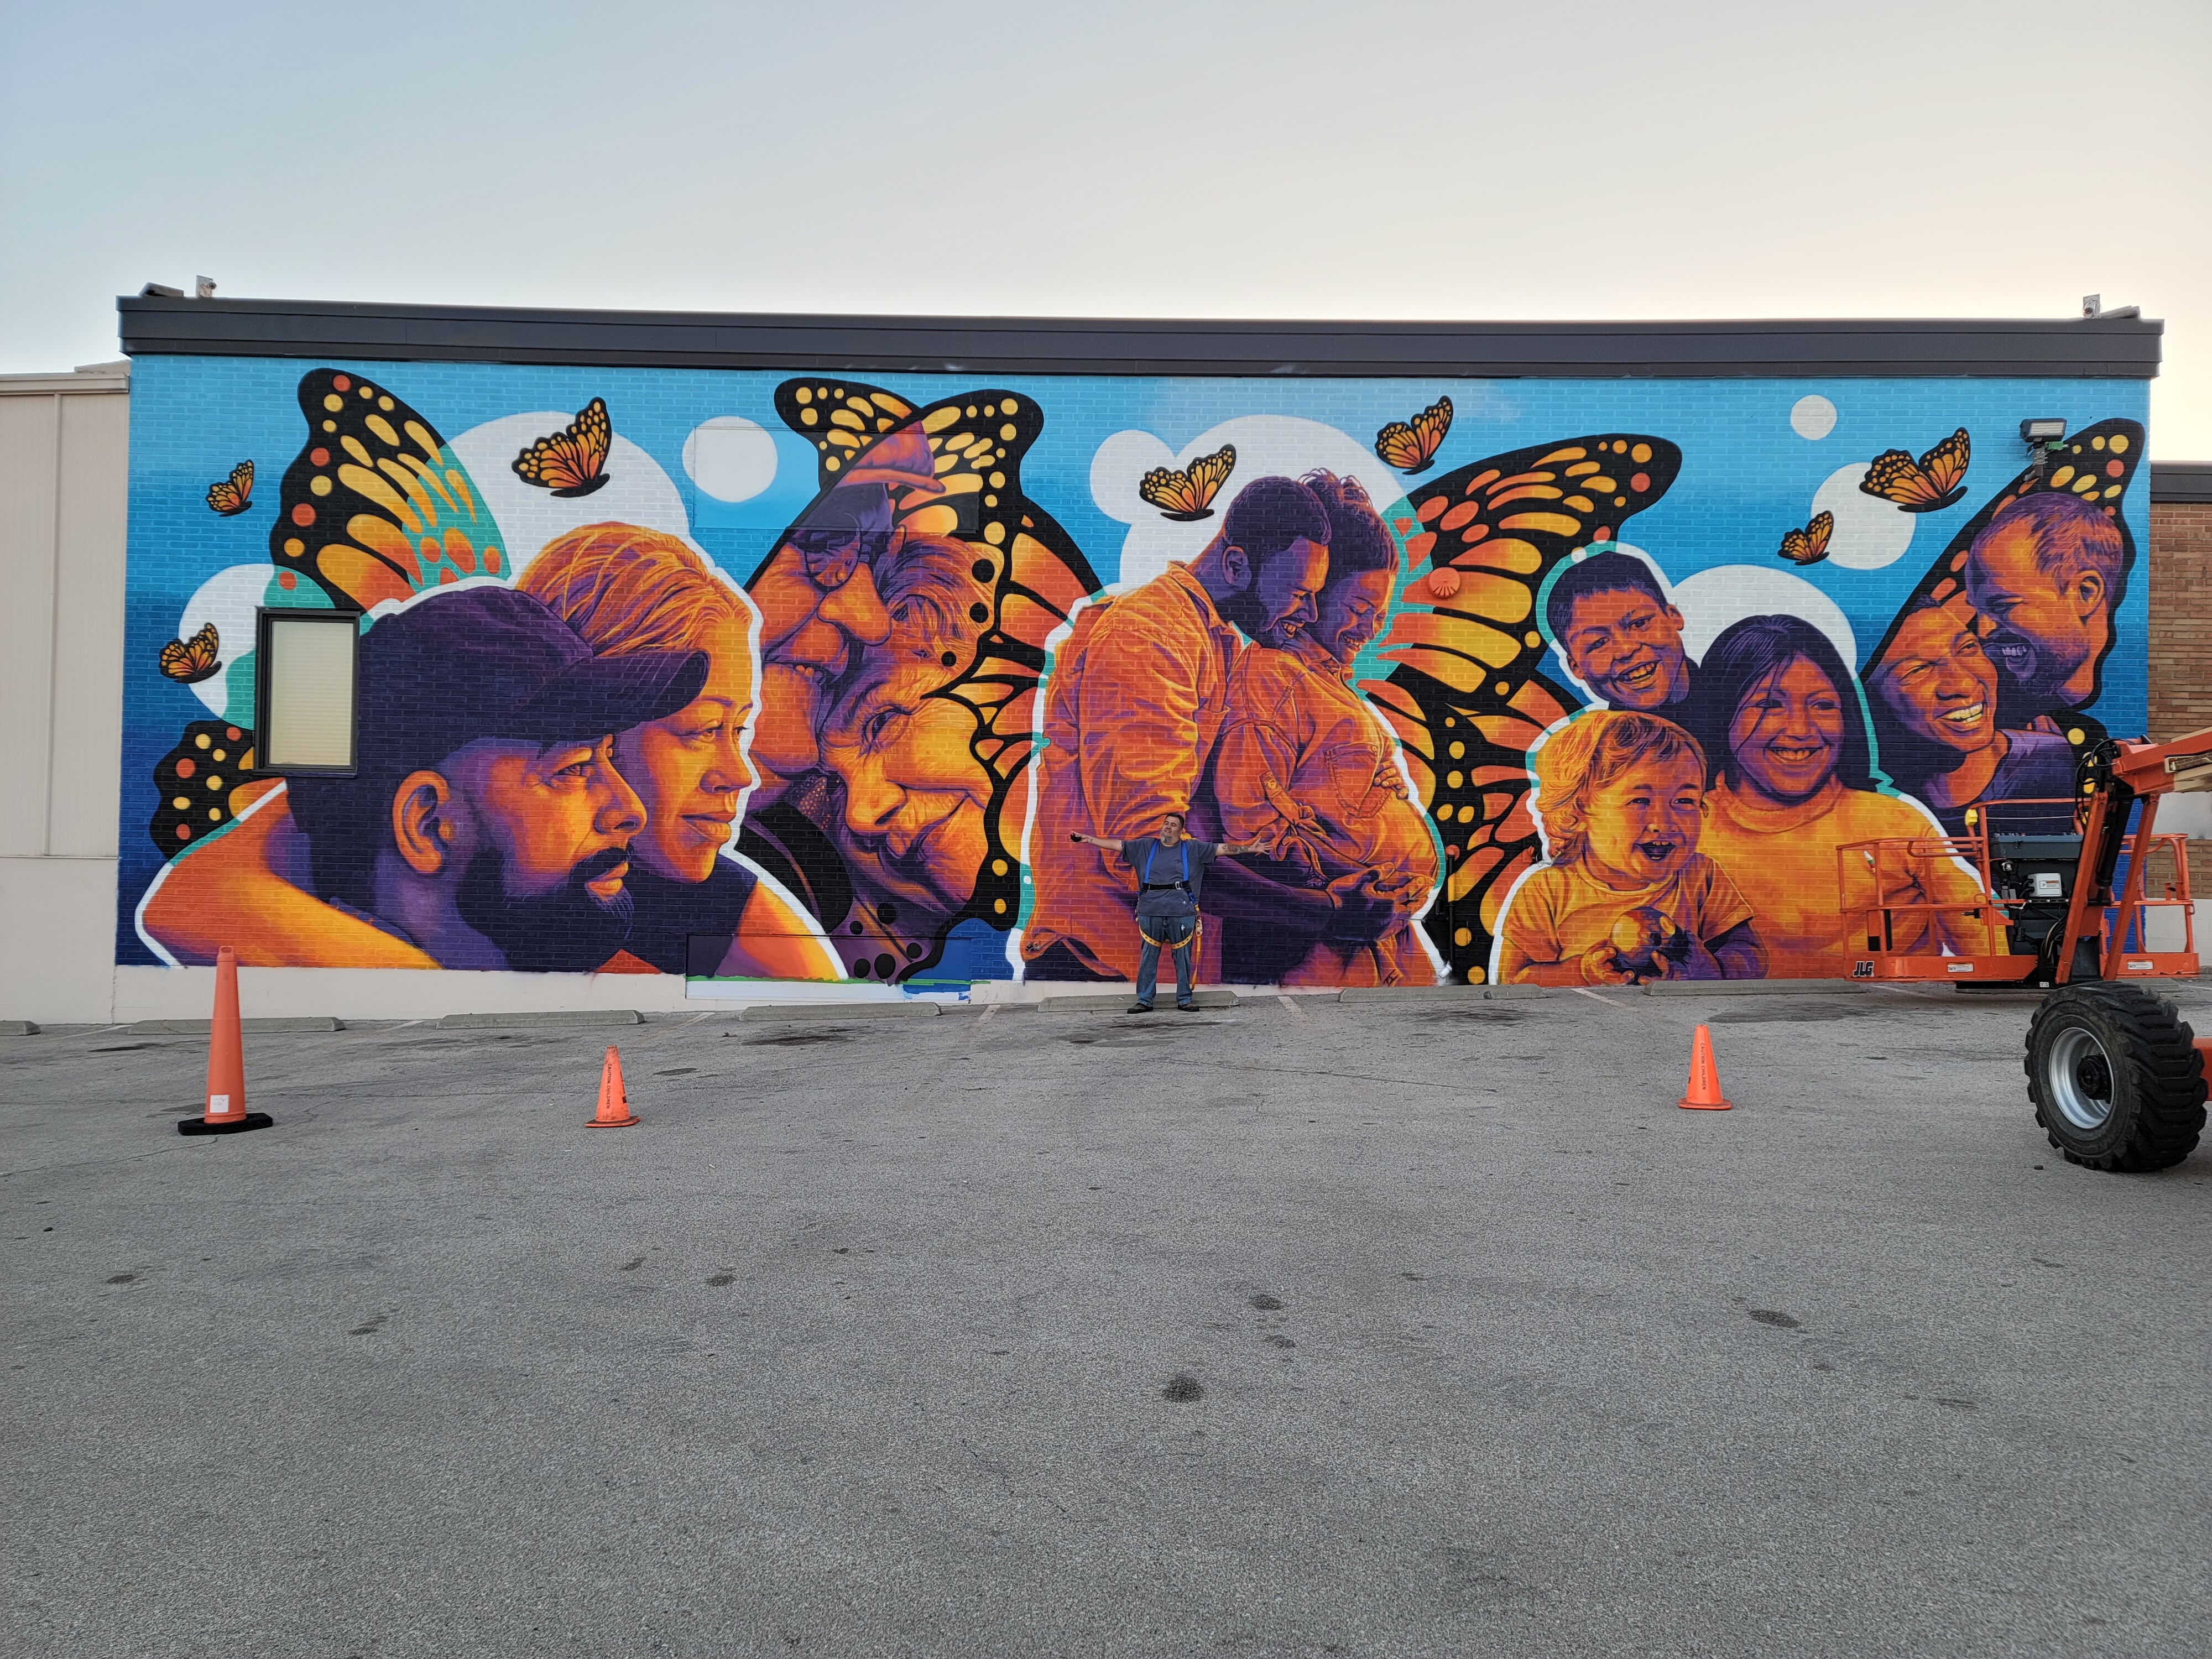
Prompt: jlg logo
<box><xmin>1851</xmin><ymin>961</ymin><xmax>1875</xmax><ymax>979</ymax></box>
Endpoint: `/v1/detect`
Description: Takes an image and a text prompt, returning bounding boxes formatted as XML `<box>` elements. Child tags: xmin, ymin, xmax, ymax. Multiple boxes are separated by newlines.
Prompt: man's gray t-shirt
<box><xmin>1121</xmin><ymin>837</ymin><xmax>1220</xmax><ymax>919</ymax></box>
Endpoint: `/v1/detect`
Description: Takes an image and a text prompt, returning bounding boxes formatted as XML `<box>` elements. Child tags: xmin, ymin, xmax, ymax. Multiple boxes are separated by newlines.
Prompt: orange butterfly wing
<box><xmin>159</xmin><ymin>622</ymin><xmax>222</xmax><ymax>684</ymax></box>
<box><xmin>513</xmin><ymin>398</ymin><xmax>612</xmax><ymax>496</ymax></box>
<box><xmin>1861</xmin><ymin>427</ymin><xmax>1969</xmax><ymax>510</ymax></box>
<box><xmin>206</xmin><ymin>460</ymin><xmax>254</xmax><ymax>515</ymax></box>
<box><xmin>1376</xmin><ymin>397</ymin><xmax>1453</xmax><ymax>473</ymax></box>
<box><xmin>1777</xmin><ymin>510</ymin><xmax>1834</xmax><ymax>565</ymax></box>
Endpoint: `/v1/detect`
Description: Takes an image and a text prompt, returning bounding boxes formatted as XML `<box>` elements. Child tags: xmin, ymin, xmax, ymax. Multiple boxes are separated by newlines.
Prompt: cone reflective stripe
<box><xmin>178</xmin><ymin>946</ymin><xmax>273</xmax><ymax>1135</ymax></box>
<box><xmin>588</xmin><ymin>1045</ymin><xmax>638</xmax><ymax>1128</ymax></box>
<box><xmin>1678</xmin><ymin>1023</ymin><xmax>1733</xmax><ymax>1111</ymax></box>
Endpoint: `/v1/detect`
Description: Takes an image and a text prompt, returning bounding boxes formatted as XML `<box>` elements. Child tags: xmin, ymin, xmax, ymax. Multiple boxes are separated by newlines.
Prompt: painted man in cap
<box><xmin>274</xmin><ymin>585</ymin><xmax>708</xmax><ymax>971</ymax></box>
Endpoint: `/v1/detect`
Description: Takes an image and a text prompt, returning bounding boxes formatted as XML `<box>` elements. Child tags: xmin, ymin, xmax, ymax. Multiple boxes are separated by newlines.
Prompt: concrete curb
<box><xmin>128</xmin><ymin>1016</ymin><xmax>344</xmax><ymax>1034</ymax></box>
<box><xmin>1038</xmin><ymin>990</ymin><xmax>1238</xmax><ymax>1013</ymax></box>
<box><xmin>436</xmin><ymin>1010</ymin><xmax>641</xmax><ymax>1030</ymax></box>
<box><xmin>736</xmin><ymin>1001</ymin><xmax>943</xmax><ymax>1022</ymax></box>
<box><xmin>0</xmin><ymin>1020</ymin><xmax>38</xmax><ymax>1036</ymax></box>
<box><xmin>1337</xmin><ymin>984</ymin><xmax>1547</xmax><ymax>1007</ymax></box>
<box><xmin>1640</xmin><ymin>979</ymin><xmax>1863</xmax><ymax>998</ymax></box>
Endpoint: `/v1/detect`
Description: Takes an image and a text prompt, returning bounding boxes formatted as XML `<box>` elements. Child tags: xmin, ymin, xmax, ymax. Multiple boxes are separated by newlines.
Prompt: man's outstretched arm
<box><xmin>1068</xmin><ymin>832</ymin><xmax>1126</xmax><ymax>855</ymax></box>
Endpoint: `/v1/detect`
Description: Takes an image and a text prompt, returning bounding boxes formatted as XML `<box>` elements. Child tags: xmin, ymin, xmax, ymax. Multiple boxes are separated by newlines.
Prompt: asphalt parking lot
<box><xmin>6</xmin><ymin>983</ymin><xmax>2211</xmax><ymax>1658</ymax></box>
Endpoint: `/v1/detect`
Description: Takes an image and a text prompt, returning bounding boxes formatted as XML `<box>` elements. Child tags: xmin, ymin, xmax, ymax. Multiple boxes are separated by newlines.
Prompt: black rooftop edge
<box><xmin>116</xmin><ymin>296</ymin><xmax>2163</xmax><ymax>380</ymax></box>
<box><xmin>2151</xmin><ymin>462</ymin><xmax>2212</xmax><ymax>503</ymax></box>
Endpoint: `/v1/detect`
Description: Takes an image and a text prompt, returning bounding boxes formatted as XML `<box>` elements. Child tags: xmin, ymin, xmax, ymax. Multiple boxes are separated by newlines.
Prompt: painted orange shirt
<box><xmin>1024</xmin><ymin>563</ymin><xmax>1241</xmax><ymax>980</ymax></box>
<box><xmin>1211</xmin><ymin>640</ymin><xmax>1440</xmax><ymax>986</ymax></box>
<box><xmin>1495</xmin><ymin>854</ymin><xmax>1753</xmax><ymax>984</ymax></box>
<box><xmin>1700</xmin><ymin>777</ymin><xmax>1983</xmax><ymax>978</ymax></box>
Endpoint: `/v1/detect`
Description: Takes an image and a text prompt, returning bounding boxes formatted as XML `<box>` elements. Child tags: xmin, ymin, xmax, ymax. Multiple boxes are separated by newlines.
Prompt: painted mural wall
<box><xmin>119</xmin><ymin>359</ymin><xmax>2151</xmax><ymax>990</ymax></box>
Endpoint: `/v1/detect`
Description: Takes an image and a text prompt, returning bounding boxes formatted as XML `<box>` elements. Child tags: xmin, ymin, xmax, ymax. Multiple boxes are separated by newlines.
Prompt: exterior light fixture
<box><xmin>2021</xmin><ymin>418</ymin><xmax>2067</xmax><ymax>483</ymax></box>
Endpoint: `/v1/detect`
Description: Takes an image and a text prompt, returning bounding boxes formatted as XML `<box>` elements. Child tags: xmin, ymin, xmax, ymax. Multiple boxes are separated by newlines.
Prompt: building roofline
<box><xmin>2151</xmin><ymin>462</ymin><xmax>2212</xmax><ymax>503</ymax></box>
<box><xmin>116</xmin><ymin>295</ymin><xmax>2164</xmax><ymax>380</ymax></box>
<box><xmin>0</xmin><ymin>360</ymin><xmax>131</xmax><ymax>397</ymax></box>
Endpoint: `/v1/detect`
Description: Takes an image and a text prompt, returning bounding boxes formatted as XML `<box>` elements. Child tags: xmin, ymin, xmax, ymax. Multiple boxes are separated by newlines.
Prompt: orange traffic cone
<box><xmin>178</xmin><ymin>946</ymin><xmax>273</xmax><ymax>1136</ymax></box>
<box><xmin>1678</xmin><ymin>1023</ymin><xmax>1733</xmax><ymax>1110</ymax></box>
<box><xmin>587</xmin><ymin>1045</ymin><xmax>638</xmax><ymax>1127</ymax></box>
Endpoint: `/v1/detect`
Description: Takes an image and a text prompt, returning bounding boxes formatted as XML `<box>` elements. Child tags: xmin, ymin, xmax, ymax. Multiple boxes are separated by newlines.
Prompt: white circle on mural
<box><xmin>1810</xmin><ymin>462</ymin><xmax>1914</xmax><ymax>570</ymax></box>
<box><xmin>174</xmin><ymin>562</ymin><xmax>332</xmax><ymax>720</ymax></box>
<box><xmin>1791</xmin><ymin>395</ymin><xmax>1838</xmax><ymax>440</ymax></box>
<box><xmin>1672</xmin><ymin>565</ymin><xmax>1860</xmax><ymax>672</ymax></box>
<box><xmin>682</xmin><ymin>416</ymin><xmax>779</xmax><ymax>503</ymax></box>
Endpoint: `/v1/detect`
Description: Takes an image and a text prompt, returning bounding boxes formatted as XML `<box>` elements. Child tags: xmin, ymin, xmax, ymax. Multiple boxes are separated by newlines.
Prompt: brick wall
<box><xmin>2148</xmin><ymin>498</ymin><xmax>2212</xmax><ymax>740</ymax></box>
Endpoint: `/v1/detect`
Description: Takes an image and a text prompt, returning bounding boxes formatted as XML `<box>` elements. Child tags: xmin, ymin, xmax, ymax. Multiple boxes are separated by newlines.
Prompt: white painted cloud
<box><xmin>683</xmin><ymin>415</ymin><xmax>779</xmax><ymax>503</ymax></box>
<box><xmin>1811</xmin><ymin>461</ymin><xmax>1914</xmax><ymax>570</ymax></box>
<box><xmin>1673</xmin><ymin>564</ymin><xmax>1859</xmax><ymax>671</ymax></box>
<box><xmin>449</xmin><ymin>414</ymin><xmax>692</xmax><ymax>578</ymax></box>
<box><xmin>1791</xmin><ymin>395</ymin><xmax>1837</xmax><ymax>440</ymax></box>
<box><xmin>1090</xmin><ymin>415</ymin><xmax>1414</xmax><ymax>589</ymax></box>
<box><xmin>174</xmin><ymin>562</ymin><xmax>332</xmax><ymax>721</ymax></box>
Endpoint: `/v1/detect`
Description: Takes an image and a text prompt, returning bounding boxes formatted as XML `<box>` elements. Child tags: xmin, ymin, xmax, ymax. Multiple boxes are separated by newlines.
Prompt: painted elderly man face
<box><xmin>1965</xmin><ymin>518</ymin><xmax>2111</xmax><ymax>707</ymax></box>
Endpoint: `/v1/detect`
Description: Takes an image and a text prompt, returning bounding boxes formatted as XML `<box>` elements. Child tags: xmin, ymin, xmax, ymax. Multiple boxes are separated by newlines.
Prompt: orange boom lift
<box><xmin>1839</xmin><ymin>724</ymin><xmax>2212</xmax><ymax>1171</ymax></box>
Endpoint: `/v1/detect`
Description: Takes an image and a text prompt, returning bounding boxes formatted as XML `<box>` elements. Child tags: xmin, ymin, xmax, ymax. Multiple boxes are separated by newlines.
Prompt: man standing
<box><xmin>1963</xmin><ymin>492</ymin><xmax>2127</xmax><ymax>716</ymax></box>
<box><xmin>1543</xmin><ymin>551</ymin><xmax>1697</xmax><ymax>715</ymax></box>
<box><xmin>1024</xmin><ymin>475</ymin><xmax>1333</xmax><ymax>983</ymax></box>
<box><xmin>1069</xmin><ymin>813</ymin><xmax>1267</xmax><ymax>1011</ymax></box>
<box><xmin>284</xmin><ymin>586</ymin><xmax>708</xmax><ymax>971</ymax></box>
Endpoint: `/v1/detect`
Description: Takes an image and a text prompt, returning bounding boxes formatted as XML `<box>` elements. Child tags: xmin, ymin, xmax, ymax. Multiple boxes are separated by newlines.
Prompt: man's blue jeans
<box><xmin>1134</xmin><ymin>914</ymin><xmax>1198</xmax><ymax>1008</ymax></box>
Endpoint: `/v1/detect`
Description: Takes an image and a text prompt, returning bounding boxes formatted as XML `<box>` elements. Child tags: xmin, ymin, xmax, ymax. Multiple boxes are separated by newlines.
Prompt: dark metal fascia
<box><xmin>114</xmin><ymin>296</ymin><xmax>2164</xmax><ymax>379</ymax></box>
<box><xmin>2151</xmin><ymin>462</ymin><xmax>2212</xmax><ymax>503</ymax></box>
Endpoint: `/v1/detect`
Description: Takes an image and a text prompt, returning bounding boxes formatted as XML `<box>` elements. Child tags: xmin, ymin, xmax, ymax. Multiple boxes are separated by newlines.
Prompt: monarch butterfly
<box><xmin>1375</xmin><ymin>396</ymin><xmax>1453</xmax><ymax>474</ymax></box>
<box><xmin>205</xmin><ymin>460</ymin><xmax>254</xmax><ymax>516</ymax></box>
<box><xmin>159</xmin><ymin>622</ymin><xmax>222</xmax><ymax>684</ymax></box>
<box><xmin>1777</xmin><ymin>511</ymin><xmax>1835</xmax><ymax>566</ymax></box>
<box><xmin>1363</xmin><ymin>433</ymin><xmax>1683</xmax><ymax>982</ymax></box>
<box><xmin>513</xmin><ymin>397</ymin><xmax>613</xmax><ymax>498</ymax></box>
<box><xmin>1137</xmin><ymin>444</ymin><xmax>1236</xmax><ymax>521</ymax></box>
<box><xmin>1860</xmin><ymin>427</ymin><xmax>1971</xmax><ymax>513</ymax></box>
<box><xmin>269</xmin><ymin>369</ymin><xmax>507</xmax><ymax>611</ymax></box>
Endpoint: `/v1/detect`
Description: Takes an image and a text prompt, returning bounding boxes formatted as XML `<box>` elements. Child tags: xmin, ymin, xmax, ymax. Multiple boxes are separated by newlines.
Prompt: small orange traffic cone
<box><xmin>178</xmin><ymin>946</ymin><xmax>273</xmax><ymax>1136</ymax></box>
<box><xmin>1678</xmin><ymin>1023</ymin><xmax>1733</xmax><ymax>1111</ymax></box>
<box><xmin>587</xmin><ymin>1045</ymin><xmax>638</xmax><ymax>1127</ymax></box>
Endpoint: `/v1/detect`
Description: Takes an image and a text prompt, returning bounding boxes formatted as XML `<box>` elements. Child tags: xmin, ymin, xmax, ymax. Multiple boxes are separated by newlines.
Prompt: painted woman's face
<box><xmin>613</xmin><ymin>615</ymin><xmax>758</xmax><ymax>885</ymax></box>
<box><xmin>1729</xmin><ymin>654</ymin><xmax>1846</xmax><ymax>805</ymax></box>
<box><xmin>1314</xmin><ymin>568</ymin><xmax>1394</xmax><ymax>665</ymax></box>
<box><xmin>818</xmin><ymin>650</ymin><xmax>991</xmax><ymax>916</ymax></box>
<box><xmin>1873</xmin><ymin>609</ymin><xmax>1999</xmax><ymax>756</ymax></box>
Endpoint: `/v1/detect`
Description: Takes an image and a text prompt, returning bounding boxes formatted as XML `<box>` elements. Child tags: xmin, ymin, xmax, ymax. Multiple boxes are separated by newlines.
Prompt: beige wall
<box><xmin>0</xmin><ymin>366</ymin><xmax>129</xmax><ymax>1024</ymax></box>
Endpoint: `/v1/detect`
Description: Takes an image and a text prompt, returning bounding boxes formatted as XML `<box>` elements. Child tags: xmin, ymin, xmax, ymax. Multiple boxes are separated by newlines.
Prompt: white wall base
<box><xmin>112</xmin><ymin>963</ymin><xmax>696</xmax><ymax>1024</ymax></box>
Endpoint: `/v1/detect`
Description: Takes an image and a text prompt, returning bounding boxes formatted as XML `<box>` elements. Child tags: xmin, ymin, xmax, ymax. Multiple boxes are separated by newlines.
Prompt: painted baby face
<box><xmin>1582</xmin><ymin>752</ymin><xmax>1706</xmax><ymax>889</ymax></box>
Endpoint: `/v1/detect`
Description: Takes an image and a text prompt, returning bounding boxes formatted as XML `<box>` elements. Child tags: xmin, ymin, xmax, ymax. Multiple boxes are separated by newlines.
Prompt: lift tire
<box><xmin>2025</xmin><ymin>982</ymin><xmax>2205</xmax><ymax>1172</ymax></box>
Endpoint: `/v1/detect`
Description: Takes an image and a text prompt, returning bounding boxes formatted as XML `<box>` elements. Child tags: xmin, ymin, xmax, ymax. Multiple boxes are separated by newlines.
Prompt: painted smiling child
<box><xmin>1494</xmin><ymin>710</ymin><xmax>1766</xmax><ymax>987</ymax></box>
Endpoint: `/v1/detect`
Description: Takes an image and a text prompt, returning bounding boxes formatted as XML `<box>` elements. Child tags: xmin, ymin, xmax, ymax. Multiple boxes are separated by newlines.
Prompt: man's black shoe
<box><xmin>1177</xmin><ymin>1002</ymin><xmax>1201</xmax><ymax>1013</ymax></box>
<box><xmin>1127</xmin><ymin>1001</ymin><xmax>1152</xmax><ymax>1014</ymax></box>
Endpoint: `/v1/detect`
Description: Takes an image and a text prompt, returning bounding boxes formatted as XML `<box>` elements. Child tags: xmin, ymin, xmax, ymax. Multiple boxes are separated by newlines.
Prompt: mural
<box><xmin>118</xmin><ymin>359</ymin><xmax>2149</xmax><ymax>992</ymax></box>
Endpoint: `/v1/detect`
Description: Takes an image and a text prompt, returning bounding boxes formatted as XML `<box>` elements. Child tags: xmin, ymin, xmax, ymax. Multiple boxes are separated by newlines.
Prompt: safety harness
<box><xmin>1135</xmin><ymin>841</ymin><xmax>1202</xmax><ymax>952</ymax></box>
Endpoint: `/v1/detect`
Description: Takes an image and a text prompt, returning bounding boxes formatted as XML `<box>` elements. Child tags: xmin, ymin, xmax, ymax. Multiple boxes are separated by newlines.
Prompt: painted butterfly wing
<box><xmin>1778</xmin><ymin>510</ymin><xmax>1834</xmax><ymax>566</ymax></box>
<box><xmin>206</xmin><ymin>460</ymin><xmax>254</xmax><ymax>516</ymax></box>
<box><xmin>147</xmin><ymin>718</ymin><xmax>255</xmax><ymax>859</ymax></box>
<box><xmin>1138</xmin><ymin>444</ymin><xmax>1235</xmax><ymax>521</ymax></box>
<box><xmin>1861</xmin><ymin>426</ymin><xmax>1970</xmax><ymax>512</ymax></box>
<box><xmin>1376</xmin><ymin>396</ymin><xmax>1453</xmax><ymax>473</ymax></box>
<box><xmin>765</xmin><ymin>378</ymin><xmax>1103</xmax><ymax>980</ymax></box>
<box><xmin>513</xmin><ymin>397</ymin><xmax>612</xmax><ymax>497</ymax></box>
<box><xmin>270</xmin><ymin>369</ymin><xmax>508</xmax><ymax>611</ymax></box>
<box><xmin>159</xmin><ymin>621</ymin><xmax>222</xmax><ymax>684</ymax></box>
<box><xmin>1363</xmin><ymin>434</ymin><xmax>1684</xmax><ymax>982</ymax></box>
<box><xmin>1867</xmin><ymin>415</ymin><xmax>2144</xmax><ymax>744</ymax></box>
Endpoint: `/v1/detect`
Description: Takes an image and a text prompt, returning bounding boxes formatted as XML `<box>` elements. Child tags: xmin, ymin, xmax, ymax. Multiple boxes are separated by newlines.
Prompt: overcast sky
<box><xmin>5</xmin><ymin>1</ymin><xmax>2208</xmax><ymax>453</ymax></box>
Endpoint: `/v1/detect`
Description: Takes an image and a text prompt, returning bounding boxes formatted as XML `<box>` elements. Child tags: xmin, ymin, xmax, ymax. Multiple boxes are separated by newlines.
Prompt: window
<box><xmin>253</xmin><ymin>609</ymin><xmax>359</xmax><ymax>775</ymax></box>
